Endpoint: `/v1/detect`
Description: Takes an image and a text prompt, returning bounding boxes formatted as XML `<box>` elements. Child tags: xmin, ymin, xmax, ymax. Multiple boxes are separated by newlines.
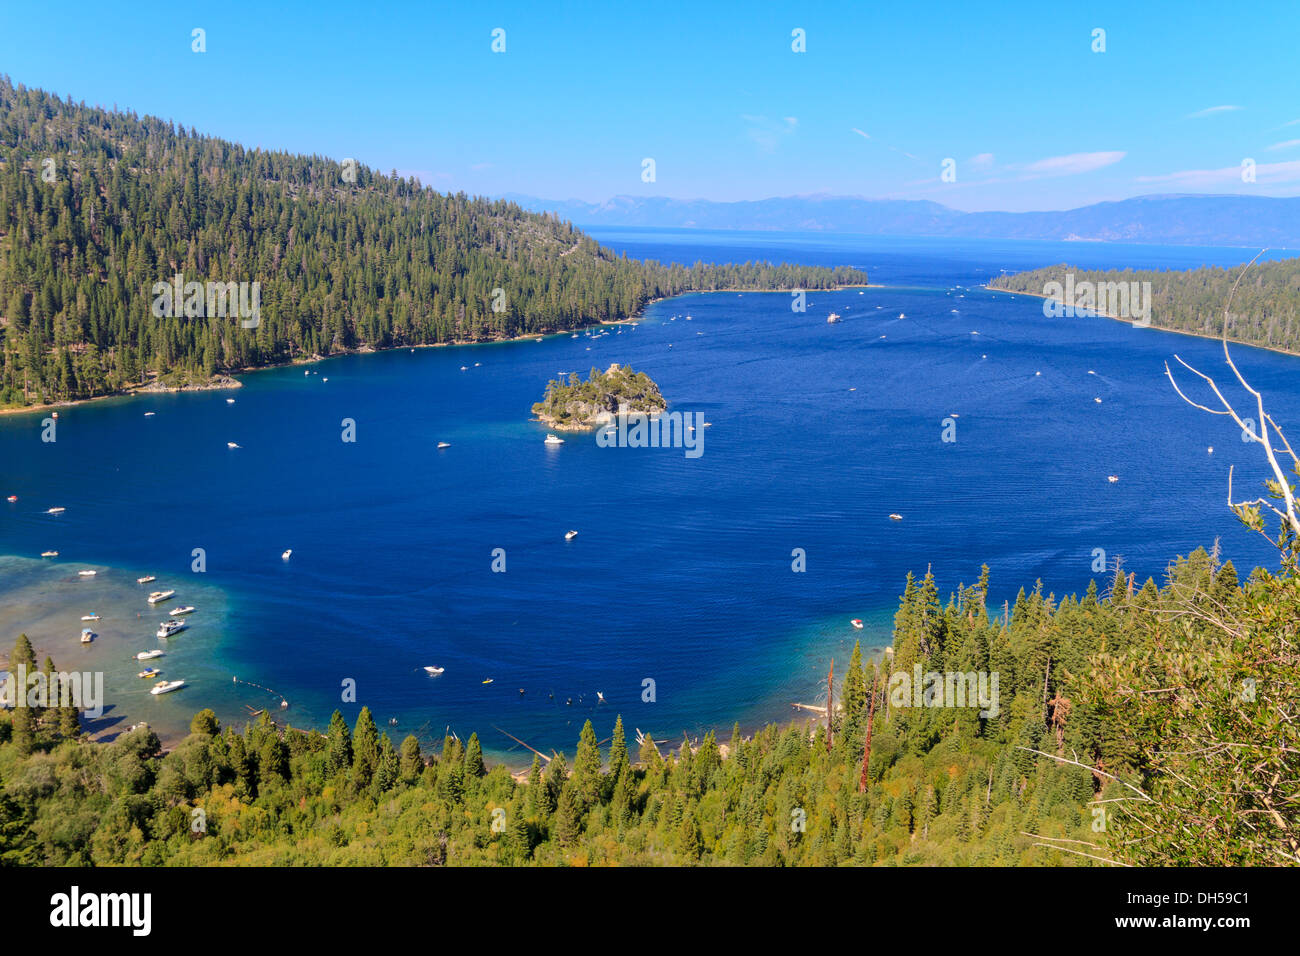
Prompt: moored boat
<box><xmin>138</xmin><ymin>666</ymin><xmax>161</xmax><ymax>679</ymax></box>
<box><xmin>136</xmin><ymin>649</ymin><xmax>165</xmax><ymax>660</ymax></box>
<box><xmin>137</xmin><ymin>575</ymin><xmax>156</xmax><ymax>584</ymax></box>
<box><xmin>423</xmin><ymin>665</ymin><xmax>444</xmax><ymax>675</ymax></box>
<box><xmin>147</xmin><ymin>590</ymin><xmax>176</xmax><ymax>604</ymax></box>
<box><xmin>150</xmin><ymin>679</ymin><xmax>186</xmax><ymax>695</ymax></box>
<box><xmin>157</xmin><ymin>619</ymin><xmax>188</xmax><ymax>639</ymax></box>
<box><xmin>80</xmin><ymin>628</ymin><xmax>96</xmax><ymax>644</ymax></box>
<box><xmin>168</xmin><ymin>606</ymin><xmax>196</xmax><ymax>616</ymax></box>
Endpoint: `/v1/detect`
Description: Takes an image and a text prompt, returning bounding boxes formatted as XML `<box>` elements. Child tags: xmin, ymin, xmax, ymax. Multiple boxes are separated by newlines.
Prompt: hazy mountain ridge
<box><xmin>507</xmin><ymin>193</ymin><xmax>1300</xmax><ymax>248</ymax></box>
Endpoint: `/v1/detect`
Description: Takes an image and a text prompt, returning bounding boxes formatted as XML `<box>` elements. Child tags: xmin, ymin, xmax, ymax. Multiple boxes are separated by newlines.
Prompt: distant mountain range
<box><xmin>504</xmin><ymin>193</ymin><xmax>1300</xmax><ymax>248</ymax></box>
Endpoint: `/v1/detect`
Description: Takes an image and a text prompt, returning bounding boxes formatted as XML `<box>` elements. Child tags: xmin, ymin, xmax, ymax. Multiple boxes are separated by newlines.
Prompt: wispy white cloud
<box><xmin>969</xmin><ymin>152</ymin><xmax>995</xmax><ymax>168</ymax></box>
<box><xmin>850</xmin><ymin>127</ymin><xmax>870</xmax><ymax>140</ymax></box>
<box><xmin>1187</xmin><ymin>105</ymin><xmax>1242</xmax><ymax>118</ymax></box>
<box><xmin>1019</xmin><ymin>151</ymin><xmax>1126</xmax><ymax>179</ymax></box>
<box><xmin>1266</xmin><ymin>139</ymin><xmax>1300</xmax><ymax>151</ymax></box>
<box><xmin>1136</xmin><ymin>159</ymin><xmax>1300</xmax><ymax>187</ymax></box>
<box><xmin>743</xmin><ymin>114</ymin><xmax>798</xmax><ymax>152</ymax></box>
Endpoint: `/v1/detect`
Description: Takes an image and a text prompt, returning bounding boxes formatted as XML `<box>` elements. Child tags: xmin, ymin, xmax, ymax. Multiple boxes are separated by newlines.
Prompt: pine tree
<box><xmin>608</xmin><ymin>715</ymin><xmax>629</xmax><ymax>783</ymax></box>
<box><xmin>352</xmin><ymin>707</ymin><xmax>379</xmax><ymax>787</ymax></box>
<box><xmin>554</xmin><ymin>783</ymin><xmax>583</xmax><ymax>846</ymax></box>
<box><xmin>190</xmin><ymin>709</ymin><xmax>219</xmax><ymax>736</ymax></box>
<box><xmin>463</xmin><ymin>732</ymin><xmax>486</xmax><ymax>778</ymax></box>
<box><xmin>842</xmin><ymin>640</ymin><xmax>866</xmax><ymax>727</ymax></box>
<box><xmin>398</xmin><ymin>735</ymin><xmax>423</xmax><ymax>783</ymax></box>
<box><xmin>376</xmin><ymin>734</ymin><xmax>399</xmax><ymax>792</ymax></box>
<box><xmin>571</xmin><ymin>720</ymin><xmax>602</xmax><ymax>811</ymax></box>
<box><xmin>325</xmin><ymin>710</ymin><xmax>352</xmax><ymax>775</ymax></box>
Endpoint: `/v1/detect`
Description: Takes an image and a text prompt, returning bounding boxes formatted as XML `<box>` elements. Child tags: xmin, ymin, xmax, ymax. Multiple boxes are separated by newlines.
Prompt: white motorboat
<box><xmin>827</xmin><ymin>312</ymin><xmax>841</xmax><ymax>323</ymax></box>
<box><xmin>168</xmin><ymin>606</ymin><xmax>196</xmax><ymax>616</ymax></box>
<box><xmin>437</xmin><ymin>442</ymin><xmax>451</xmax><ymax>448</ymax></box>
<box><xmin>80</xmin><ymin>629</ymin><xmax>96</xmax><ymax>644</ymax></box>
<box><xmin>137</xmin><ymin>575</ymin><xmax>156</xmax><ymax>584</ymax></box>
<box><xmin>150</xmin><ymin>679</ymin><xmax>186</xmax><ymax>695</ymax></box>
<box><xmin>138</xmin><ymin>667</ymin><xmax>161</xmax><ymax>679</ymax></box>
<box><xmin>423</xmin><ymin>666</ymin><xmax>445</xmax><ymax>675</ymax></box>
<box><xmin>147</xmin><ymin>590</ymin><xmax>176</xmax><ymax>604</ymax></box>
<box><xmin>226</xmin><ymin>398</ymin><xmax>235</xmax><ymax>404</ymax></box>
<box><xmin>889</xmin><ymin>513</ymin><xmax>904</xmax><ymax>521</ymax></box>
<box><xmin>81</xmin><ymin>613</ymin><xmax>100</xmax><ymax>622</ymax></box>
<box><xmin>1108</xmin><ymin>475</ymin><xmax>1120</xmax><ymax>483</ymax></box>
<box><xmin>78</xmin><ymin>570</ymin><xmax>97</xmax><ymax>577</ymax></box>
<box><xmin>136</xmin><ymin>649</ymin><xmax>165</xmax><ymax>660</ymax></box>
<box><xmin>157</xmin><ymin>619</ymin><xmax>188</xmax><ymax>638</ymax></box>
<box><xmin>565</xmin><ymin>530</ymin><xmax>578</xmax><ymax>541</ymax></box>
<box><xmin>281</xmin><ymin>549</ymin><xmax>293</xmax><ymax>560</ymax></box>
<box><xmin>40</xmin><ymin>550</ymin><xmax>58</xmax><ymax>558</ymax></box>
<box><xmin>227</xmin><ymin>442</ymin><xmax>240</xmax><ymax>449</ymax></box>
<box><xmin>544</xmin><ymin>434</ymin><xmax>565</xmax><ymax>445</ymax></box>
<box><xmin>47</xmin><ymin>507</ymin><xmax>65</xmax><ymax>514</ymax></box>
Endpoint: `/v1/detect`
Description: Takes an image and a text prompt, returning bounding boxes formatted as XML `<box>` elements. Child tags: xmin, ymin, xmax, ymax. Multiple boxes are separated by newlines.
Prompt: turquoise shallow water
<box><xmin>1</xmin><ymin>232</ymin><xmax>1296</xmax><ymax>758</ymax></box>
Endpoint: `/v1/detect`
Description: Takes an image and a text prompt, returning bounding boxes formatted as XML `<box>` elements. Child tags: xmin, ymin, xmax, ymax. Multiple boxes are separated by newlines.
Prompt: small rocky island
<box><xmin>532</xmin><ymin>363</ymin><xmax>667</xmax><ymax>430</ymax></box>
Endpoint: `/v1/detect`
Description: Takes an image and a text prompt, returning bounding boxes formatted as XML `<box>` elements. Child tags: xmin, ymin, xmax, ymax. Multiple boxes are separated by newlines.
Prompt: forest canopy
<box><xmin>0</xmin><ymin>76</ymin><xmax>866</xmax><ymax>407</ymax></box>
<box><xmin>989</xmin><ymin>258</ymin><xmax>1300</xmax><ymax>353</ymax></box>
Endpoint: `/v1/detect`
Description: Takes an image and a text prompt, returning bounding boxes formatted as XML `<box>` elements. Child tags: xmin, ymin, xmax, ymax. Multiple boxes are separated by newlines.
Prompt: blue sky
<box><xmin>2</xmin><ymin>0</ymin><xmax>1297</xmax><ymax>211</ymax></box>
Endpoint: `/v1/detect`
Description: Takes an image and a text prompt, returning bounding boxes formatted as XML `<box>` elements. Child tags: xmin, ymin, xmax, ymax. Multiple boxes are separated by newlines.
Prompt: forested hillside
<box><xmin>0</xmin><ymin>76</ymin><xmax>865</xmax><ymax>407</ymax></box>
<box><xmin>3</xmin><ymin>542</ymin><xmax>1294</xmax><ymax>866</ymax></box>
<box><xmin>989</xmin><ymin>258</ymin><xmax>1300</xmax><ymax>353</ymax></box>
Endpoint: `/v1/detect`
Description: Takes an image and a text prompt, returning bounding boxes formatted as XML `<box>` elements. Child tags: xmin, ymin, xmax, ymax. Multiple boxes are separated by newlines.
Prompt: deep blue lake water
<box><xmin>2</xmin><ymin>230</ymin><xmax>1297</xmax><ymax>759</ymax></box>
